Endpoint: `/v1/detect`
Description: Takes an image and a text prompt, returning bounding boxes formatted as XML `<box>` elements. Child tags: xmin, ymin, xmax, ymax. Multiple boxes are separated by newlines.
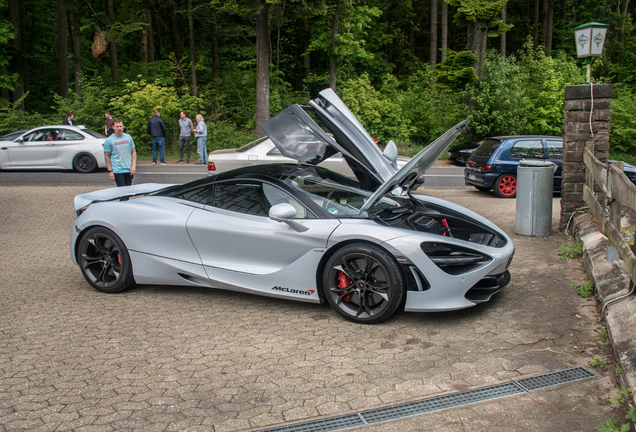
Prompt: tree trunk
<box><xmin>58</xmin><ymin>0</ymin><xmax>69</xmax><ymax>97</ymax></box>
<box><xmin>255</xmin><ymin>0</ymin><xmax>270</xmax><ymax>137</ymax></box>
<box><xmin>146</xmin><ymin>7</ymin><xmax>155</xmax><ymax>62</ymax></box>
<box><xmin>542</xmin><ymin>0</ymin><xmax>548</xmax><ymax>46</ymax></box>
<box><xmin>8</xmin><ymin>0</ymin><xmax>26</xmax><ymax>108</ymax></box>
<box><xmin>330</xmin><ymin>1</ymin><xmax>339</xmax><ymax>90</ymax></box>
<box><xmin>479</xmin><ymin>26</ymin><xmax>487</xmax><ymax>80</ymax></box>
<box><xmin>500</xmin><ymin>4</ymin><xmax>506</xmax><ymax>57</ymax></box>
<box><xmin>619</xmin><ymin>0</ymin><xmax>629</xmax><ymax>67</ymax></box>
<box><xmin>533</xmin><ymin>0</ymin><xmax>540</xmax><ymax>47</ymax></box>
<box><xmin>106</xmin><ymin>0</ymin><xmax>118</xmax><ymax>82</ymax></box>
<box><xmin>170</xmin><ymin>6</ymin><xmax>183</xmax><ymax>62</ymax></box>
<box><xmin>545</xmin><ymin>0</ymin><xmax>554</xmax><ymax>53</ymax></box>
<box><xmin>142</xmin><ymin>7</ymin><xmax>149</xmax><ymax>63</ymax></box>
<box><xmin>187</xmin><ymin>0</ymin><xmax>197</xmax><ymax>96</ymax></box>
<box><xmin>441</xmin><ymin>0</ymin><xmax>448</xmax><ymax>62</ymax></box>
<box><xmin>212</xmin><ymin>10</ymin><xmax>219</xmax><ymax>80</ymax></box>
<box><xmin>73</xmin><ymin>0</ymin><xmax>82</xmax><ymax>98</ymax></box>
<box><xmin>303</xmin><ymin>18</ymin><xmax>311</xmax><ymax>80</ymax></box>
<box><xmin>430</xmin><ymin>0</ymin><xmax>438</xmax><ymax>66</ymax></box>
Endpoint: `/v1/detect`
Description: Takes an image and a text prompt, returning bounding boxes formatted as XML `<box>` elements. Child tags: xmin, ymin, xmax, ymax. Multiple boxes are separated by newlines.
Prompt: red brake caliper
<box><xmin>116</xmin><ymin>252</ymin><xmax>122</xmax><ymax>266</ymax></box>
<box><xmin>337</xmin><ymin>271</ymin><xmax>352</xmax><ymax>302</ymax></box>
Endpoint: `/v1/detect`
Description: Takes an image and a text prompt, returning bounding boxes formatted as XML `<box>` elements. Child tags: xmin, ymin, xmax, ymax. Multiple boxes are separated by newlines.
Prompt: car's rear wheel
<box><xmin>323</xmin><ymin>244</ymin><xmax>405</xmax><ymax>324</ymax></box>
<box><xmin>77</xmin><ymin>227</ymin><xmax>134</xmax><ymax>293</ymax></box>
<box><xmin>494</xmin><ymin>174</ymin><xmax>517</xmax><ymax>198</ymax></box>
<box><xmin>73</xmin><ymin>153</ymin><xmax>97</xmax><ymax>173</ymax></box>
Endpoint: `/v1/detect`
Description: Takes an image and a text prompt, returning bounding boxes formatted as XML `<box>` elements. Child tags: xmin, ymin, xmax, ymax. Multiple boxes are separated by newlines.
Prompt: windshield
<box><xmin>283</xmin><ymin>167</ymin><xmax>398</xmax><ymax>216</ymax></box>
<box><xmin>236</xmin><ymin>137</ymin><xmax>268</xmax><ymax>152</ymax></box>
<box><xmin>472</xmin><ymin>139</ymin><xmax>501</xmax><ymax>157</ymax></box>
<box><xmin>83</xmin><ymin>129</ymin><xmax>107</xmax><ymax>139</ymax></box>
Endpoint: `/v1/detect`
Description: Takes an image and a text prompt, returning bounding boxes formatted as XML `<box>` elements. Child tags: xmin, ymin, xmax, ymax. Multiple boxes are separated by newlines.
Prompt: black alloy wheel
<box><xmin>323</xmin><ymin>244</ymin><xmax>405</xmax><ymax>324</ymax></box>
<box><xmin>73</xmin><ymin>153</ymin><xmax>97</xmax><ymax>173</ymax></box>
<box><xmin>77</xmin><ymin>227</ymin><xmax>134</xmax><ymax>293</ymax></box>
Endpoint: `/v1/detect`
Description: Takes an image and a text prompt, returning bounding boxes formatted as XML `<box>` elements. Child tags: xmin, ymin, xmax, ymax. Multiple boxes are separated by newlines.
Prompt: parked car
<box><xmin>465</xmin><ymin>136</ymin><xmax>636</xmax><ymax>198</ymax></box>
<box><xmin>464</xmin><ymin>136</ymin><xmax>563</xmax><ymax>198</ymax></box>
<box><xmin>70</xmin><ymin>88</ymin><xmax>514</xmax><ymax>324</ymax></box>
<box><xmin>208</xmin><ymin>136</ymin><xmax>410</xmax><ymax>176</ymax></box>
<box><xmin>0</xmin><ymin>125</ymin><xmax>107</xmax><ymax>173</ymax></box>
<box><xmin>448</xmin><ymin>141</ymin><xmax>479</xmax><ymax>165</ymax></box>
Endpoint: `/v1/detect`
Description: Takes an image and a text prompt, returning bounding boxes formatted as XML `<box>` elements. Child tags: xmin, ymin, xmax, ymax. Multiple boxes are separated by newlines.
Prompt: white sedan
<box><xmin>208</xmin><ymin>137</ymin><xmax>410</xmax><ymax>177</ymax></box>
<box><xmin>0</xmin><ymin>125</ymin><xmax>107</xmax><ymax>173</ymax></box>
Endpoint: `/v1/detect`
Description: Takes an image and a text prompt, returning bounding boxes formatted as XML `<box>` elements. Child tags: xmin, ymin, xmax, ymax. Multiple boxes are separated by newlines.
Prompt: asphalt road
<box><xmin>0</xmin><ymin>162</ymin><xmax>470</xmax><ymax>188</ymax></box>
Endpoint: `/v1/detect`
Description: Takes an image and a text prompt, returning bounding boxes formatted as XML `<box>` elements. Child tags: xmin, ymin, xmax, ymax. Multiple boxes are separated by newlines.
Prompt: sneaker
<box><xmin>160</xmin><ymin>162</ymin><xmax>167</xmax><ymax>165</ymax></box>
<box><xmin>177</xmin><ymin>160</ymin><xmax>183</xmax><ymax>164</ymax></box>
<box><xmin>152</xmin><ymin>162</ymin><xmax>156</xmax><ymax>165</ymax></box>
<box><xmin>187</xmin><ymin>160</ymin><xmax>190</xmax><ymax>164</ymax></box>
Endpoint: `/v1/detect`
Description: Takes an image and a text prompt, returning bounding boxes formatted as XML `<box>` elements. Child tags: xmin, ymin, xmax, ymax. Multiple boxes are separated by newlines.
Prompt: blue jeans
<box><xmin>152</xmin><ymin>136</ymin><xmax>165</xmax><ymax>163</ymax></box>
<box><xmin>197</xmin><ymin>137</ymin><xmax>208</xmax><ymax>163</ymax></box>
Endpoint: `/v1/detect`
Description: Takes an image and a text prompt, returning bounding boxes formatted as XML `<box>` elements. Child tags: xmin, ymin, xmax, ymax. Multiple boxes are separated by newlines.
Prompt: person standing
<box><xmin>177</xmin><ymin>110</ymin><xmax>193</xmax><ymax>163</ymax></box>
<box><xmin>104</xmin><ymin>111</ymin><xmax>115</xmax><ymax>136</ymax></box>
<box><xmin>104</xmin><ymin>119</ymin><xmax>136</xmax><ymax>200</ymax></box>
<box><xmin>194</xmin><ymin>114</ymin><xmax>208</xmax><ymax>165</ymax></box>
<box><xmin>63</xmin><ymin>113</ymin><xmax>74</xmax><ymax>125</ymax></box>
<box><xmin>146</xmin><ymin>110</ymin><xmax>167</xmax><ymax>165</ymax></box>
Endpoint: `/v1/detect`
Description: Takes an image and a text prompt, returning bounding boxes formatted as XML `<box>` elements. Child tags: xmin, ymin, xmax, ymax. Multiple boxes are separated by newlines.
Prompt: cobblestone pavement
<box><xmin>0</xmin><ymin>186</ymin><xmax>623</xmax><ymax>432</ymax></box>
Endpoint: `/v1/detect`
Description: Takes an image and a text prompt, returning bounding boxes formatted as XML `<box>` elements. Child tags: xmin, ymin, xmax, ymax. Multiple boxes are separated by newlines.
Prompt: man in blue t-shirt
<box><xmin>104</xmin><ymin>119</ymin><xmax>137</xmax><ymax>199</ymax></box>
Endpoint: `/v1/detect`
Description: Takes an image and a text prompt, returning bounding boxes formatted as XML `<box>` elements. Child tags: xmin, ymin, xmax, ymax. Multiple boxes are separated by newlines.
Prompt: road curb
<box><xmin>574</xmin><ymin>213</ymin><xmax>636</xmax><ymax>404</ymax></box>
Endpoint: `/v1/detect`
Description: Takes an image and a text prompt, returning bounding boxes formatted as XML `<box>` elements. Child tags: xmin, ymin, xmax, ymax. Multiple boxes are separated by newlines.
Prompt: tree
<box><xmin>187</xmin><ymin>0</ymin><xmax>197</xmax><ymax>96</ymax></box>
<box><xmin>106</xmin><ymin>0</ymin><xmax>118</xmax><ymax>82</ymax></box>
<box><xmin>330</xmin><ymin>1</ymin><xmax>339</xmax><ymax>88</ymax></box>
<box><xmin>72</xmin><ymin>0</ymin><xmax>82</xmax><ymax>98</ymax></box>
<box><xmin>255</xmin><ymin>0</ymin><xmax>270</xmax><ymax>137</ymax></box>
<box><xmin>58</xmin><ymin>0</ymin><xmax>69</xmax><ymax>97</ymax></box>
<box><xmin>430</xmin><ymin>0</ymin><xmax>438</xmax><ymax>66</ymax></box>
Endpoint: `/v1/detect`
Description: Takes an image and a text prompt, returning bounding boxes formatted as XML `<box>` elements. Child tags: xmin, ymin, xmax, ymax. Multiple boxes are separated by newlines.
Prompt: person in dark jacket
<box><xmin>62</xmin><ymin>113</ymin><xmax>74</xmax><ymax>125</ymax></box>
<box><xmin>146</xmin><ymin>110</ymin><xmax>167</xmax><ymax>165</ymax></box>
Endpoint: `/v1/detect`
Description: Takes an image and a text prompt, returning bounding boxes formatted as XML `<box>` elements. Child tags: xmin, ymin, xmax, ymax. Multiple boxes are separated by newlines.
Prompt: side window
<box><xmin>546</xmin><ymin>140</ymin><xmax>563</xmax><ymax>160</ymax></box>
<box><xmin>262</xmin><ymin>184</ymin><xmax>307</xmax><ymax>219</ymax></box>
<box><xmin>214</xmin><ymin>182</ymin><xmax>269</xmax><ymax>216</ymax></box>
<box><xmin>23</xmin><ymin>129</ymin><xmax>59</xmax><ymax>142</ymax></box>
<box><xmin>266</xmin><ymin>148</ymin><xmax>283</xmax><ymax>156</ymax></box>
<box><xmin>59</xmin><ymin>130</ymin><xmax>84</xmax><ymax>141</ymax></box>
<box><xmin>509</xmin><ymin>140</ymin><xmax>545</xmax><ymax>159</ymax></box>
<box><xmin>177</xmin><ymin>186</ymin><xmax>214</xmax><ymax>204</ymax></box>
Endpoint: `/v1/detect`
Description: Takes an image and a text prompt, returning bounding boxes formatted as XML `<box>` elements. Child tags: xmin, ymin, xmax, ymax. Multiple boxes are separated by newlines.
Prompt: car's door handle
<box><xmin>46</xmin><ymin>143</ymin><xmax>55</xmax><ymax>146</ymax></box>
<box><xmin>248</xmin><ymin>155</ymin><xmax>258</xmax><ymax>161</ymax></box>
<box><xmin>0</xmin><ymin>147</ymin><xmax>7</xmax><ymax>150</ymax></box>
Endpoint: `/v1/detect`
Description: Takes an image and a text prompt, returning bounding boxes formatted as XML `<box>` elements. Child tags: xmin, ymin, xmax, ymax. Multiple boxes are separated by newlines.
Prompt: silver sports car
<box><xmin>71</xmin><ymin>89</ymin><xmax>514</xmax><ymax>324</ymax></box>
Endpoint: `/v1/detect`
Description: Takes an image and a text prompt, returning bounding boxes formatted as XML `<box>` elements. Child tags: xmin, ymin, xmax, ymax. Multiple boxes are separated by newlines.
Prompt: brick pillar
<box><xmin>560</xmin><ymin>84</ymin><xmax>613</xmax><ymax>230</ymax></box>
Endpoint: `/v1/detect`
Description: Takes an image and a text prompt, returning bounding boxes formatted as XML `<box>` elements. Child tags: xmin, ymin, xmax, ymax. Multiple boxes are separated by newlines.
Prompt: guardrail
<box><xmin>583</xmin><ymin>142</ymin><xmax>636</xmax><ymax>283</ymax></box>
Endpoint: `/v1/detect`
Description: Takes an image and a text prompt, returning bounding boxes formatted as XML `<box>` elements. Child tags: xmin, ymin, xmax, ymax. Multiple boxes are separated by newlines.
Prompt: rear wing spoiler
<box><xmin>74</xmin><ymin>183</ymin><xmax>175</xmax><ymax>214</ymax></box>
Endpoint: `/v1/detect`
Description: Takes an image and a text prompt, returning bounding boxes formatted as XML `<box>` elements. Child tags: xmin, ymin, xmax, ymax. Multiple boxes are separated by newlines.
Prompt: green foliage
<box><xmin>207</xmin><ymin>121</ymin><xmax>256</xmax><ymax>151</ymax></box>
<box><xmin>598</xmin><ymin>324</ymin><xmax>612</xmax><ymax>347</ymax></box>
<box><xmin>610</xmin><ymin>85</ymin><xmax>636</xmax><ymax>155</ymax></box>
<box><xmin>569</xmin><ymin>280</ymin><xmax>594</xmax><ymax>298</ymax></box>
<box><xmin>0</xmin><ymin>97</ymin><xmax>57</xmax><ymax>135</ymax></box>
<box><xmin>0</xmin><ymin>0</ymin><xmax>16</xmax><ymax>91</ymax></box>
<box><xmin>436</xmin><ymin>50</ymin><xmax>479</xmax><ymax>91</ymax></box>
<box><xmin>615</xmin><ymin>363</ymin><xmax>622</xmax><ymax>377</ymax></box>
<box><xmin>108</xmin><ymin>78</ymin><xmax>200</xmax><ymax>156</ymax></box>
<box><xmin>557</xmin><ymin>237</ymin><xmax>583</xmax><ymax>260</ymax></box>
<box><xmin>51</xmin><ymin>75</ymin><xmax>110</xmax><ymax>132</ymax></box>
<box><xmin>589</xmin><ymin>356</ymin><xmax>608</xmax><ymax>369</ymax></box>
<box><xmin>340</xmin><ymin>73</ymin><xmax>415</xmax><ymax>143</ymax></box>
<box><xmin>597</xmin><ymin>417</ymin><xmax>631</xmax><ymax>432</ymax></box>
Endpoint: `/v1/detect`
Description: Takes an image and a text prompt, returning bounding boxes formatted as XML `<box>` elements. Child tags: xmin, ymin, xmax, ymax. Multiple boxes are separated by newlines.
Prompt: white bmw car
<box><xmin>0</xmin><ymin>125</ymin><xmax>107</xmax><ymax>173</ymax></box>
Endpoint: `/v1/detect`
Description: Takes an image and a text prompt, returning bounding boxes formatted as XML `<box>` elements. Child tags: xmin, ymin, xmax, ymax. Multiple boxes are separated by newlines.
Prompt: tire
<box><xmin>493</xmin><ymin>174</ymin><xmax>517</xmax><ymax>198</ymax></box>
<box><xmin>322</xmin><ymin>244</ymin><xmax>406</xmax><ymax>324</ymax></box>
<box><xmin>73</xmin><ymin>153</ymin><xmax>97</xmax><ymax>173</ymax></box>
<box><xmin>77</xmin><ymin>227</ymin><xmax>135</xmax><ymax>293</ymax></box>
<box><xmin>474</xmin><ymin>185</ymin><xmax>490</xmax><ymax>192</ymax></box>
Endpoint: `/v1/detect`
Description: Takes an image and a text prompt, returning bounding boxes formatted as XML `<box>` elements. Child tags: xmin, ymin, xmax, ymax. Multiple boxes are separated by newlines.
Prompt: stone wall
<box><xmin>560</xmin><ymin>83</ymin><xmax>613</xmax><ymax>230</ymax></box>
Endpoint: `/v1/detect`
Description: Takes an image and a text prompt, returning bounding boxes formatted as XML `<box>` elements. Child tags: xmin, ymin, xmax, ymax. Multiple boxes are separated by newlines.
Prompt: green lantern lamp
<box><xmin>573</xmin><ymin>22</ymin><xmax>609</xmax><ymax>82</ymax></box>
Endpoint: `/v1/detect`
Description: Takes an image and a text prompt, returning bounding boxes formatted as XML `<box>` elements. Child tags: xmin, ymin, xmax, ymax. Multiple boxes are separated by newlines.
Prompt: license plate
<box><xmin>468</xmin><ymin>174</ymin><xmax>477</xmax><ymax>180</ymax></box>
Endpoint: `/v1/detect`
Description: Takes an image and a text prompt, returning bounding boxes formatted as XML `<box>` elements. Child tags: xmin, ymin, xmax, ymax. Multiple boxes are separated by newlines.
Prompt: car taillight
<box><xmin>481</xmin><ymin>165</ymin><xmax>493</xmax><ymax>172</ymax></box>
<box><xmin>207</xmin><ymin>162</ymin><xmax>216</xmax><ymax>171</ymax></box>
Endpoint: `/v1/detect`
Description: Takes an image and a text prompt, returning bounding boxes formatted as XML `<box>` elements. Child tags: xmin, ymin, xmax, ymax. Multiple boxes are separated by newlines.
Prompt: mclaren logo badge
<box><xmin>271</xmin><ymin>286</ymin><xmax>315</xmax><ymax>296</ymax></box>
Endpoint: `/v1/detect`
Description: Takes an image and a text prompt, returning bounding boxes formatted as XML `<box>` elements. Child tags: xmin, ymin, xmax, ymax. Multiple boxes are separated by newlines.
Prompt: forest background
<box><xmin>1</xmin><ymin>0</ymin><xmax>635</xmax><ymax>161</ymax></box>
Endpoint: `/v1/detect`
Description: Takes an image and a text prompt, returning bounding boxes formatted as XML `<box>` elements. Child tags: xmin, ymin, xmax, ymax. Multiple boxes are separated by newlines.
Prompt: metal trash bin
<box><xmin>515</xmin><ymin>160</ymin><xmax>554</xmax><ymax>236</ymax></box>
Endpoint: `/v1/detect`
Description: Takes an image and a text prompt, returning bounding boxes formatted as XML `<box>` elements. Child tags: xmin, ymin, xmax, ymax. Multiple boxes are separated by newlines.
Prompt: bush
<box><xmin>610</xmin><ymin>85</ymin><xmax>636</xmax><ymax>155</ymax></box>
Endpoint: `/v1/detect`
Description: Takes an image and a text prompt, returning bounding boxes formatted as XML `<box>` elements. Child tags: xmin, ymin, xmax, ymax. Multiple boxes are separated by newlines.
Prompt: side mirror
<box><xmin>268</xmin><ymin>203</ymin><xmax>308</xmax><ymax>232</ymax></box>
<box><xmin>383</xmin><ymin>140</ymin><xmax>398</xmax><ymax>170</ymax></box>
<box><xmin>269</xmin><ymin>203</ymin><xmax>297</xmax><ymax>221</ymax></box>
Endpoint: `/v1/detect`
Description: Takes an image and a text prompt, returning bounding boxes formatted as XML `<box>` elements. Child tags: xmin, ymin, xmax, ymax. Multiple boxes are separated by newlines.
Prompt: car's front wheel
<box><xmin>73</xmin><ymin>153</ymin><xmax>97</xmax><ymax>173</ymax></box>
<box><xmin>77</xmin><ymin>227</ymin><xmax>135</xmax><ymax>293</ymax></box>
<box><xmin>494</xmin><ymin>174</ymin><xmax>517</xmax><ymax>198</ymax></box>
<box><xmin>323</xmin><ymin>244</ymin><xmax>405</xmax><ymax>324</ymax></box>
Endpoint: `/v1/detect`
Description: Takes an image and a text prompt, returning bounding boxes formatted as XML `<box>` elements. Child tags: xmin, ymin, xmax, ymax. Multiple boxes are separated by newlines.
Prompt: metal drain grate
<box><xmin>361</xmin><ymin>382</ymin><xmax>523</xmax><ymax>424</ymax></box>
<box><xmin>514</xmin><ymin>367</ymin><xmax>595</xmax><ymax>392</ymax></box>
<box><xmin>253</xmin><ymin>367</ymin><xmax>595</xmax><ymax>432</ymax></box>
<box><xmin>257</xmin><ymin>414</ymin><xmax>365</xmax><ymax>432</ymax></box>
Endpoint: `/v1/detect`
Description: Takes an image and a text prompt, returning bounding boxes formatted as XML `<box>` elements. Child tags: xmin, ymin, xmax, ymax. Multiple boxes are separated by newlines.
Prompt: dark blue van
<box><xmin>464</xmin><ymin>136</ymin><xmax>563</xmax><ymax>198</ymax></box>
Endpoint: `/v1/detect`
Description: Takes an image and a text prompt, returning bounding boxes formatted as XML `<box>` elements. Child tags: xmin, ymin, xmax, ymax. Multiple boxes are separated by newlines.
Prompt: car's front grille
<box><xmin>465</xmin><ymin>270</ymin><xmax>511</xmax><ymax>303</ymax></box>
